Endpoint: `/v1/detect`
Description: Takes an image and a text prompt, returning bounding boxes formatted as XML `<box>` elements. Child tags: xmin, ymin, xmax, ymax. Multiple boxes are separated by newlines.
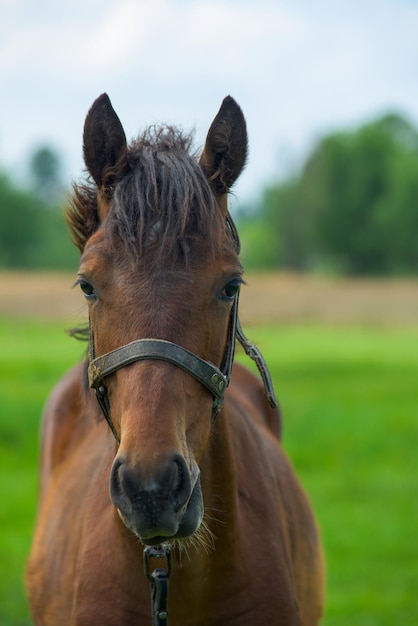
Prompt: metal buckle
<box><xmin>144</xmin><ymin>544</ymin><xmax>172</xmax><ymax>625</ymax></box>
<box><xmin>144</xmin><ymin>544</ymin><xmax>172</xmax><ymax>581</ymax></box>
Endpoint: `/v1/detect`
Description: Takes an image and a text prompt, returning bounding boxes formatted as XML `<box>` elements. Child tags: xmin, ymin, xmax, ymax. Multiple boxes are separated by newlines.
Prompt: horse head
<box><xmin>69</xmin><ymin>94</ymin><xmax>247</xmax><ymax>546</ymax></box>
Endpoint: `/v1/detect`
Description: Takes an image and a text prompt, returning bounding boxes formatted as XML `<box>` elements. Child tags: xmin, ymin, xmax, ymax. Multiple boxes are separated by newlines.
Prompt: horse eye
<box><xmin>220</xmin><ymin>279</ymin><xmax>241</xmax><ymax>300</ymax></box>
<box><xmin>79</xmin><ymin>280</ymin><xmax>96</xmax><ymax>299</ymax></box>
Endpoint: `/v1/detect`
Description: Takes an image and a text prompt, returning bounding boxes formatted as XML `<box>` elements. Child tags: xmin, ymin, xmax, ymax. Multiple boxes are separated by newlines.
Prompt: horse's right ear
<box><xmin>83</xmin><ymin>93</ymin><xmax>128</xmax><ymax>189</ymax></box>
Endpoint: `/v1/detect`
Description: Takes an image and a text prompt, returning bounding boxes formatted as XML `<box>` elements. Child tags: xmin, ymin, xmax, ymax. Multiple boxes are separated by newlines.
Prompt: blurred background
<box><xmin>1</xmin><ymin>1</ymin><xmax>418</xmax><ymax>624</ymax></box>
<box><xmin>1</xmin><ymin>0</ymin><xmax>418</xmax><ymax>274</ymax></box>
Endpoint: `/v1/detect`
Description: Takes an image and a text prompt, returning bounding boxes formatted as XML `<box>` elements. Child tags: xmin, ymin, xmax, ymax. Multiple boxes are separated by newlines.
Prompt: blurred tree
<box><xmin>304</xmin><ymin>114</ymin><xmax>418</xmax><ymax>274</ymax></box>
<box><xmin>239</xmin><ymin>112</ymin><xmax>418</xmax><ymax>275</ymax></box>
<box><xmin>30</xmin><ymin>145</ymin><xmax>63</xmax><ymax>205</ymax></box>
<box><xmin>0</xmin><ymin>168</ymin><xmax>78</xmax><ymax>270</ymax></box>
<box><xmin>0</xmin><ymin>172</ymin><xmax>42</xmax><ymax>267</ymax></box>
<box><xmin>239</xmin><ymin>217</ymin><xmax>277</xmax><ymax>270</ymax></box>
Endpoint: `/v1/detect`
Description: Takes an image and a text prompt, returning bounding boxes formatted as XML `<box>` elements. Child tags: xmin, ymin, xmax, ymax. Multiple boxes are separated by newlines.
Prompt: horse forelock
<box><xmin>68</xmin><ymin>125</ymin><xmax>228</xmax><ymax>263</ymax></box>
<box><xmin>108</xmin><ymin>126</ymin><xmax>226</xmax><ymax>263</ymax></box>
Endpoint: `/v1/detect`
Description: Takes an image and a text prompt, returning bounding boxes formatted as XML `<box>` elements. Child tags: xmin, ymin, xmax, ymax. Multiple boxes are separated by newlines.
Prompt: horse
<box><xmin>26</xmin><ymin>94</ymin><xmax>324</xmax><ymax>625</ymax></box>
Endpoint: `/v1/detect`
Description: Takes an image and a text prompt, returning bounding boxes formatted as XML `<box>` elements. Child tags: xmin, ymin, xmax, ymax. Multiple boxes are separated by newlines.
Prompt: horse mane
<box><xmin>67</xmin><ymin>125</ymin><xmax>226</xmax><ymax>262</ymax></box>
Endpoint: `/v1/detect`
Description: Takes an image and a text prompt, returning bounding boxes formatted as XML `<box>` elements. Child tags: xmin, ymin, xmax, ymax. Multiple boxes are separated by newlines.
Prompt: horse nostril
<box><xmin>171</xmin><ymin>453</ymin><xmax>192</xmax><ymax>513</ymax></box>
<box><xmin>110</xmin><ymin>457</ymin><xmax>132</xmax><ymax>516</ymax></box>
<box><xmin>110</xmin><ymin>453</ymin><xmax>192</xmax><ymax>517</ymax></box>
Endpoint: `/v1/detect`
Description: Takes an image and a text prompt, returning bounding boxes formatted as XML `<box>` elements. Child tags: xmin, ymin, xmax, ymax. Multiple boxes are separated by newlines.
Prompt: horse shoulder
<box><xmin>228</xmin><ymin>362</ymin><xmax>282</xmax><ymax>439</ymax></box>
<box><xmin>226</xmin><ymin>364</ymin><xmax>325</xmax><ymax>624</ymax></box>
<box><xmin>38</xmin><ymin>361</ymin><xmax>90</xmax><ymax>500</ymax></box>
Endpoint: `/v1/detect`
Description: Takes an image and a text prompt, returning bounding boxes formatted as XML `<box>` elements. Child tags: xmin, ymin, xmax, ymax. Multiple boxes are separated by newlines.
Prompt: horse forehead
<box><xmin>79</xmin><ymin>229</ymin><xmax>110</xmax><ymax>270</ymax></box>
<box><xmin>79</xmin><ymin>216</ymin><xmax>240</xmax><ymax>296</ymax></box>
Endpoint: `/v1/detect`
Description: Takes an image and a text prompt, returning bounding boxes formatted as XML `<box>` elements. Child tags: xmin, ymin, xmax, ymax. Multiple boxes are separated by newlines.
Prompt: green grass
<box><xmin>241</xmin><ymin>325</ymin><xmax>418</xmax><ymax>625</ymax></box>
<box><xmin>0</xmin><ymin>319</ymin><xmax>84</xmax><ymax>625</ymax></box>
<box><xmin>1</xmin><ymin>318</ymin><xmax>417</xmax><ymax>625</ymax></box>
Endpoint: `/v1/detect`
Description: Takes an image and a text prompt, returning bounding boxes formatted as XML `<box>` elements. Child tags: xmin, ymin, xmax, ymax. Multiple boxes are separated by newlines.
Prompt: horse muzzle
<box><xmin>110</xmin><ymin>453</ymin><xmax>203</xmax><ymax>544</ymax></box>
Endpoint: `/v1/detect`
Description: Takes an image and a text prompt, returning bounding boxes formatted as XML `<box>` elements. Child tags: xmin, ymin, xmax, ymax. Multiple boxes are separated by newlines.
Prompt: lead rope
<box><xmin>236</xmin><ymin>316</ymin><xmax>277</xmax><ymax>409</ymax></box>
<box><xmin>144</xmin><ymin>544</ymin><xmax>172</xmax><ymax>626</ymax></box>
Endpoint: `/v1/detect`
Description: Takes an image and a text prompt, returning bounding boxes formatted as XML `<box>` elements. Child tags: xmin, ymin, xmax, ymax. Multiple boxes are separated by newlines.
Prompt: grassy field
<box><xmin>0</xmin><ymin>319</ymin><xmax>84</xmax><ymax>625</ymax></box>
<box><xmin>1</xmin><ymin>306</ymin><xmax>417</xmax><ymax>623</ymax></box>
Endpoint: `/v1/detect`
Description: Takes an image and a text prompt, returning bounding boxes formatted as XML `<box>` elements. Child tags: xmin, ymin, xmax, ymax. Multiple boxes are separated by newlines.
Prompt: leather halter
<box><xmin>87</xmin><ymin>215</ymin><xmax>277</xmax><ymax>444</ymax></box>
<box><xmin>88</xmin><ymin>295</ymin><xmax>239</xmax><ymax>442</ymax></box>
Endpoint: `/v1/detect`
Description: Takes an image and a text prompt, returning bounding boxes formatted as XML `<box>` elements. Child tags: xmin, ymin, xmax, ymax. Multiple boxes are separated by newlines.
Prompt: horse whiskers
<box><xmin>202</xmin><ymin>510</ymin><xmax>226</xmax><ymax>527</ymax></box>
<box><xmin>170</xmin><ymin>519</ymin><xmax>217</xmax><ymax>561</ymax></box>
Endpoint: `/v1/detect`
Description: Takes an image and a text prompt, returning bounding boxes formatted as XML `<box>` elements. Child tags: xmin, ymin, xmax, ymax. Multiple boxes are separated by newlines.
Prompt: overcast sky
<box><xmin>1</xmin><ymin>0</ymin><xmax>418</xmax><ymax>201</ymax></box>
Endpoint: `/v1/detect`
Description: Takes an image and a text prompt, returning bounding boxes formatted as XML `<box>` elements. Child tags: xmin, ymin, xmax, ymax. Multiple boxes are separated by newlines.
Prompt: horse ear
<box><xmin>200</xmin><ymin>96</ymin><xmax>248</xmax><ymax>202</ymax></box>
<box><xmin>83</xmin><ymin>93</ymin><xmax>128</xmax><ymax>189</ymax></box>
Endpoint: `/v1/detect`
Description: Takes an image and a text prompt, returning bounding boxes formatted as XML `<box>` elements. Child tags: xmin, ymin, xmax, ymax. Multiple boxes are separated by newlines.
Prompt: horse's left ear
<box><xmin>83</xmin><ymin>93</ymin><xmax>128</xmax><ymax>190</ymax></box>
<box><xmin>200</xmin><ymin>96</ymin><xmax>248</xmax><ymax>207</ymax></box>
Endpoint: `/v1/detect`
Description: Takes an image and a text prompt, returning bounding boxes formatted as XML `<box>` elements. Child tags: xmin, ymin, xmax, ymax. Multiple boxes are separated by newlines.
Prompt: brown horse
<box><xmin>26</xmin><ymin>94</ymin><xmax>324</xmax><ymax>625</ymax></box>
